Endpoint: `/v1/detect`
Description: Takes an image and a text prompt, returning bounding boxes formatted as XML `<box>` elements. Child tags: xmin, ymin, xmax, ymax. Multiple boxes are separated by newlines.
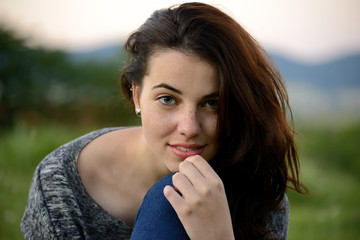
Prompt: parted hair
<box><xmin>120</xmin><ymin>2</ymin><xmax>306</xmax><ymax>239</ymax></box>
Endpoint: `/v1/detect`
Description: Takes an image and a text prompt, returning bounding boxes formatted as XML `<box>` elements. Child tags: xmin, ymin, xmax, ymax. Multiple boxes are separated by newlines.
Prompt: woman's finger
<box><xmin>171</xmin><ymin>172</ymin><xmax>199</xmax><ymax>199</ymax></box>
<box><xmin>178</xmin><ymin>159</ymin><xmax>216</xmax><ymax>198</ymax></box>
<box><xmin>185</xmin><ymin>155</ymin><xmax>222</xmax><ymax>185</ymax></box>
<box><xmin>163</xmin><ymin>185</ymin><xmax>191</xmax><ymax>217</ymax></box>
<box><xmin>178</xmin><ymin>159</ymin><xmax>203</xmax><ymax>185</ymax></box>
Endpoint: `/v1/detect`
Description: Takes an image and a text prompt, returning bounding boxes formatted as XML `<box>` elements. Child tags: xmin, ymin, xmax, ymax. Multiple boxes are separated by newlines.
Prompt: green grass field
<box><xmin>1</xmin><ymin>121</ymin><xmax>359</xmax><ymax>239</ymax></box>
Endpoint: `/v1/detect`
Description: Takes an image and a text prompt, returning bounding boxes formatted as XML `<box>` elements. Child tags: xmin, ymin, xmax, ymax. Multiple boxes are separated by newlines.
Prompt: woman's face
<box><xmin>133</xmin><ymin>49</ymin><xmax>219</xmax><ymax>172</ymax></box>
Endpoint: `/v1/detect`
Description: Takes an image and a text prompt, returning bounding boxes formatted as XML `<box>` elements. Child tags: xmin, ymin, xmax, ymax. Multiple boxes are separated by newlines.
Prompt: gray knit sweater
<box><xmin>21</xmin><ymin>127</ymin><xmax>289</xmax><ymax>239</ymax></box>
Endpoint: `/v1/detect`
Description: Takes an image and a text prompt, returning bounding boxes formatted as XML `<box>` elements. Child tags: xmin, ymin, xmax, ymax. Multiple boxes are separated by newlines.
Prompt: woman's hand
<box><xmin>164</xmin><ymin>155</ymin><xmax>235</xmax><ymax>240</ymax></box>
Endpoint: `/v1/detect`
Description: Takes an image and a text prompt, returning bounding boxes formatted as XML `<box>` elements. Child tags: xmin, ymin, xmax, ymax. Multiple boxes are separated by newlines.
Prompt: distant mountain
<box><xmin>67</xmin><ymin>45</ymin><xmax>123</xmax><ymax>63</ymax></box>
<box><xmin>272</xmin><ymin>54</ymin><xmax>360</xmax><ymax>91</ymax></box>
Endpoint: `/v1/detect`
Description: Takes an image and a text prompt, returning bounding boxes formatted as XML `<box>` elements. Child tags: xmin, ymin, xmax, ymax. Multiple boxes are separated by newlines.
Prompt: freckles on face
<box><xmin>135</xmin><ymin>49</ymin><xmax>219</xmax><ymax>171</ymax></box>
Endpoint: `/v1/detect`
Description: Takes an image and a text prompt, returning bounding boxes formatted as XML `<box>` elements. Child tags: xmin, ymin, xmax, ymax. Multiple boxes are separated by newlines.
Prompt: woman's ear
<box><xmin>132</xmin><ymin>85</ymin><xmax>141</xmax><ymax>110</ymax></box>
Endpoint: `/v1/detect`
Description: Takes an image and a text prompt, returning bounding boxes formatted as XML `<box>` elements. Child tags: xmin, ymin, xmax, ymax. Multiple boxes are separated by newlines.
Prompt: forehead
<box><xmin>144</xmin><ymin>49</ymin><xmax>218</xmax><ymax>90</ymax></box>
<box><xmin>147</xmin><ymin>48</ymin><xmax>214</xmax><ymax>72</ymax></box>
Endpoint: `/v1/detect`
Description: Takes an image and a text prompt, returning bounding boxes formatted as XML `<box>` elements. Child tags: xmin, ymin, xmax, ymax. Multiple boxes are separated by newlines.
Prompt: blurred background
<box><xmin>0</xmin><ymin>0</ymin><xmax>359</xmax><ymax>239</ymax></box>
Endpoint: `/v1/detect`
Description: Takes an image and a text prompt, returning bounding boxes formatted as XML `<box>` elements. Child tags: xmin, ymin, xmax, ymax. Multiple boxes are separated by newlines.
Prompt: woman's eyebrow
<box><xmin>152</xmin><ymin>83</ymin><xmax>219</xmax><ymax>99</ymax></box>
<box><xmin>152</xmin><ymin>83</ymin><xmax>182</xmax><ymax>94</ymax></box>
<box><xmin>203</xmin><ymin>92</ymin><xmax>219</xmax><ymax>99</ymax></box>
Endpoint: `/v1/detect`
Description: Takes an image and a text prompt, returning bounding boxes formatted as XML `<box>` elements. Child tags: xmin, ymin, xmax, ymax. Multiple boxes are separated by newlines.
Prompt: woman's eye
<box><xmin>158</xmin><ymin>96</ymin><xmax>176</xmax><ymax>105</ymax></box>
<box><xmin>204</xmin><ymin>99</ymin><xmax>218</xmax><ymax>109</ymax></box>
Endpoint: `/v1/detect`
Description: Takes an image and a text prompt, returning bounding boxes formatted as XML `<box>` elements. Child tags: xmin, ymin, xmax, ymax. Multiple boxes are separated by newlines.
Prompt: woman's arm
<box><xmin>164</xmin><ymin>155</ymin><xmax>235</xmax><ymax>240</ymax></box>
<box><xmin>21</xmin><ymin>166</ymin><xmax>57</xmax><ymax>239</ymax></box>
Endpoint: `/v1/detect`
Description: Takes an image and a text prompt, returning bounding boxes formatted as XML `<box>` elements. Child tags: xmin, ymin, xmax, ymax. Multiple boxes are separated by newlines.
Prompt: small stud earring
<box><xmin>136</xmin><ymin>108</ymin><xmax>141</xmax><ymax>116</ymax></box>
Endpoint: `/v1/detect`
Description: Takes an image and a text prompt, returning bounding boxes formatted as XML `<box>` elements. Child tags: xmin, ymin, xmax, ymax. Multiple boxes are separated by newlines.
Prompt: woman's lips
<box><xmin>169</xmin><ymin>144</ymin><xmax>204</xmax><ymax>159</ymax></box>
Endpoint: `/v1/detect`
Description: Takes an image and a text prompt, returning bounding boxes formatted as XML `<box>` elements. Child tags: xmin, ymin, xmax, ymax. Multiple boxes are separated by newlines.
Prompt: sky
<box><xmin>1</xmin><ymin>0</ymin><xmax>360</xmax><ymax>63</ymax></box>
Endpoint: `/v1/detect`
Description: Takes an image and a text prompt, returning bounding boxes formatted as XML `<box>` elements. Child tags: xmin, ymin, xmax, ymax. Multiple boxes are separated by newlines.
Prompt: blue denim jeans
<box><xmin>130</xmin><ymin>173</ymin><xmax>190</xmax><ymax>240</ymax></box>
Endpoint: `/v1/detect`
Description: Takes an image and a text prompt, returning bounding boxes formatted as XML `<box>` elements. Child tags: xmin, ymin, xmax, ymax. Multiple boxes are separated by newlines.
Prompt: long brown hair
<box><xmin>120</xmin><ymin>2</ymin><xmax>306</xmax><ymax>239</ymax></box>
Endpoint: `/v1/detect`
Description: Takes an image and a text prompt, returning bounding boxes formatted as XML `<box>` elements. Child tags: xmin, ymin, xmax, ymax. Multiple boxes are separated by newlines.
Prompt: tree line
<box><xmin>0</xmin><ymin>26</ymin><xmax>137</xmax><ymax>132</ymax></box>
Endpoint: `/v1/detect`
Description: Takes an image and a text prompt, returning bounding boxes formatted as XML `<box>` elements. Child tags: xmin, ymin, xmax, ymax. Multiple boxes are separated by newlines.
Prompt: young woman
<box><xmin>21</xmin><ymin>2</ymin><xmax>306</xmax><ymax>240</ymax></box>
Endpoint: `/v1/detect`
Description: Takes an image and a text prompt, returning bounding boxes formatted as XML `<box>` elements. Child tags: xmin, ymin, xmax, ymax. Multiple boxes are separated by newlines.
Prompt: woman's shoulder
<box><xmin>31</xmin><ymin>126</ymin><xmax>131</xmax><ymax>197</ymax></box>
<box><xmin>35</xmin><ymin>127</ymin><xmax>122</xmax><ymax>173</ymax></box>
<box><xmin>77</xmin><ymin>126</ymin><xmax>140</xmax><ymax>178</ymax></box>
<box><xmin>77</xmin><ymin>126</ymin><xmax>144</xmax><ymax>225</ymax></box>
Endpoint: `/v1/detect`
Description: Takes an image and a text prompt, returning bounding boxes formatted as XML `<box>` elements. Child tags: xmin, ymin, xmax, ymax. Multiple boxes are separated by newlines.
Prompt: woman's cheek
<box><xmin>143</xmin><ymin>108</ymin><xmax>175</xmax><ymax>136</ymax></box>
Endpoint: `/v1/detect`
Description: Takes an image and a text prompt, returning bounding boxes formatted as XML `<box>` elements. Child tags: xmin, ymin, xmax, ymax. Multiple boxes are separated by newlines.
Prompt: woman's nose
<box><xmin>177</xmin><ymin>109</ymin><xmax>201</xmax><ymax>138</ymax></box>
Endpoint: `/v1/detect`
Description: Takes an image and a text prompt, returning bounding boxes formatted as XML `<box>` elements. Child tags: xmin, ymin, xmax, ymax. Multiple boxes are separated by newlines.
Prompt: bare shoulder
<box><xmin>77</xmin><ymin>127</ymin><xmax>141</xmax><ymax>183</ymax></box>
<box><xmin>77</xmin><ymin>127</ymin><xmax>144</xmax><ymax>224</ymax></box>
